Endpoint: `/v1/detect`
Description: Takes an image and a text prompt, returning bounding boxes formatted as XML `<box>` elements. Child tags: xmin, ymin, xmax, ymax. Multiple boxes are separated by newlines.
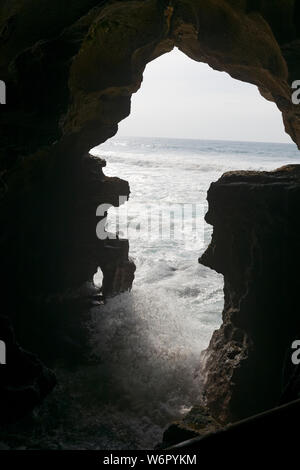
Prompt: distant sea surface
<box><xmin>39</xmin><ymin>137</ymin><xmax>299</xmax><ymax>451</ymax></box>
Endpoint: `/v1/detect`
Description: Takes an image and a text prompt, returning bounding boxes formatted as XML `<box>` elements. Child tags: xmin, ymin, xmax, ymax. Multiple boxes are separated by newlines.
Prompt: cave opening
<box><xmin>86</xmin><ymin>48</ymin><xmax>298</xmax><ymax>448</ymax></box>
<box><xmin>2</xmin><ymin>0</ymin><xmax>300</xmax><ymax>453</ymax></box>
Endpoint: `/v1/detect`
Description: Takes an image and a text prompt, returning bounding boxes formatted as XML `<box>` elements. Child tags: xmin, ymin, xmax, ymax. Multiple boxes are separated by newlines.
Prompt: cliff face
<box><xmin>0</xmin><ymin>0</ymin><xmax>300</xmax><ymax>423</ymax></box>
<box><xmin>200</xmin><ymin>166</ymin><xmax>300</xmax><ymax>423</ymax></box>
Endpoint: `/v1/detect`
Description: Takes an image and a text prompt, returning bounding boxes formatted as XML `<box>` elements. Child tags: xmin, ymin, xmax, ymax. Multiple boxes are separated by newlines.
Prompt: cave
<box><xmin>1</xmin><ymin>0</ymin><xmax>300</xmax><ymax>453</ymax></box>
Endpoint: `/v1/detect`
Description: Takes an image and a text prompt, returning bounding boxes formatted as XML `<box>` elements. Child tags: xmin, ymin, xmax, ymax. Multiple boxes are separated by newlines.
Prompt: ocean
<box><xmin>84</xmin><ymin>136</ymin><xmax>300</xmax><ymax>449</ymax></box>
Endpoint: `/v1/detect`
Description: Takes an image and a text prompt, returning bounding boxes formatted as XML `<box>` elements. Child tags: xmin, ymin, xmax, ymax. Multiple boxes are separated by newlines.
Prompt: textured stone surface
<box><xmin>200</xmin><ymin>165</ymin><xmax>300</xmax><ymax>423</ymax></box>
<box><xmin>1</xmin><ymin>0</ymin><xmax>300</xmax><ymax>165</ymax></box>
<box><xmin>160</xmin><ymin>404</ymin><xmax>221</xmax><ymax>448</ymax></box>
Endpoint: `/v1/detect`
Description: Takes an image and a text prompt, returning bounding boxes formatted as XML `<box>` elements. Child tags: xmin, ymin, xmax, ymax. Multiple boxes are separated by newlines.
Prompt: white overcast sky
<box><xmin>117</xmin><ymin>48</ymin><xmax>292</xmax><ymax>144</ymax></box>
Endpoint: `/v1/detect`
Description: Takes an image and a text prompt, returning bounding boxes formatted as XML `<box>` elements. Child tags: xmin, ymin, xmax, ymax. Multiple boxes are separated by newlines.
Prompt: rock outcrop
<box><xmin>7</xmin><ymin>153</ymin><xmax>135</xmax><ymax>361</ymax></box>
<box><xmin>159</xmin><ymin>405</ymin><xmax>221</xmax><ymax>448</ymax></box>
<box><xmin>200</xmin><ymin>165</ymin><xmax>300</xmax><ymax>423</ymax></box>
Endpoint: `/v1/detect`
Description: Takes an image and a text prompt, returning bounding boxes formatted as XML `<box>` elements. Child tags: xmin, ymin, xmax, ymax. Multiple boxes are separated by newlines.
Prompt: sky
<box><xmin>117</xmin><ymin>48</ymin><xmax>292</xmax><ymax>144</ymax></box>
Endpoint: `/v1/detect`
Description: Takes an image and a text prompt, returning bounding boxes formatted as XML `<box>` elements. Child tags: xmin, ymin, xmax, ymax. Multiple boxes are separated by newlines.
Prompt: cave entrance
<box><xmin>88</xmin><ymin>48</ymin><xmax>297</xmax><ymax>448</ymax></box>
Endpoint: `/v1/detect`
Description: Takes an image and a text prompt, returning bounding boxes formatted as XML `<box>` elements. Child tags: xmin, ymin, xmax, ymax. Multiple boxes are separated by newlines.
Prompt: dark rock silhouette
<box><xmin>0</xmin><ymin>315</ymin><xmax>56</xmax><ymax>425</ymax></box>
<box><xmin>200</xmin><ymin>165</ymin><xmax>300</xmax><ymax>423</ymax></box>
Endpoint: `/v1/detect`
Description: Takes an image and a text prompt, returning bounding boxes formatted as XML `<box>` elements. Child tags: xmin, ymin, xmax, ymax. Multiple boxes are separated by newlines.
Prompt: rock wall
<box><xmin>1</xmin><ymin>0</ymin><xmax>300</xmax><ymax>422</ymax></box>
<box><xmin>200</xmin><ymin>166</ymin><xmax>300</xmax><ymax>423</ymax></box>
